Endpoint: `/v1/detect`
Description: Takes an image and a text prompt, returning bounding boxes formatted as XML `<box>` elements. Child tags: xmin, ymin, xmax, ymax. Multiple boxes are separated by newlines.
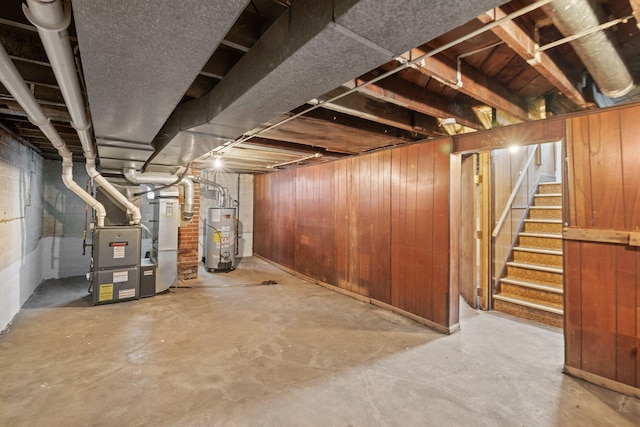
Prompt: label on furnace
<box><xmin>113</xmin><ymin>270</ymin><xmax>129</xmax><ymax>283</ymax></box>
<box><xmin>119</xmin><ymin>288</ymin><xmax>136</xmax><ymax>299</ymax></box>
<box><xmin>99</xmin><ymin>283</ymin><xmax>113</xmax><ymax>302</ymax></box>
<box><xmin>113</xmin><ymin>246</ymin><xmax>125</xmax><ymax>259</ymax></box>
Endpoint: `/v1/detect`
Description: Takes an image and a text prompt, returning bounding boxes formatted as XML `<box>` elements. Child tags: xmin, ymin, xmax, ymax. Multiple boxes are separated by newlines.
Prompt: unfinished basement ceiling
<box><xmin>0</xmin><ymin>0</ymin><xmax>638</xmax><ymax>173</ymax></box>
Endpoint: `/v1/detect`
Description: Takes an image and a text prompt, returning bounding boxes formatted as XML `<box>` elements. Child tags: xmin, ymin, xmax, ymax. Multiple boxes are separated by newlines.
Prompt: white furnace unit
<box><xmin>205</xmin><ymin>207</ymin><xmax>236</xmax><ymax>271</ymax></box>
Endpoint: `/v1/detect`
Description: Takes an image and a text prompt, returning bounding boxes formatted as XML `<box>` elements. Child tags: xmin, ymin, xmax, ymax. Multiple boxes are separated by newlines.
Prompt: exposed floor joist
<box><xmin>398</xmin><ymin>46</ymin><xmax>530</xmax><ymax>121</ymax></box>
<box><xmin>344</xmin><ymin>74</ymin><xmax>485</xmax><ymax>130</ymax></box>
<box><xmin>479</xmin><ymin>8</ymin><xmax>589</xmax><ymax>109</ymax></box>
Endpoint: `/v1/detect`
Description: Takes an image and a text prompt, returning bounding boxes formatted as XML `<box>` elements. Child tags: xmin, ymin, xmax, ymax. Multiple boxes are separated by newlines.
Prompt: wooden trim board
<box><xmin>564</xmin><ymin>365</ymin><xmax>640</xmax><ymax>399</ymax></box>
<box><xmin>563</xmin><ymin>227</ymin><xmax>636</xmax><ymax>245</ymax></box>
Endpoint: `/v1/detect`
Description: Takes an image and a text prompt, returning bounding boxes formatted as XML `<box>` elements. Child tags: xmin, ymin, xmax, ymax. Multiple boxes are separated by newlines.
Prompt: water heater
<box><xmin>205</xmin><ymin>207</ymin><xmax>236</xmax><ymax>271</ymax></box>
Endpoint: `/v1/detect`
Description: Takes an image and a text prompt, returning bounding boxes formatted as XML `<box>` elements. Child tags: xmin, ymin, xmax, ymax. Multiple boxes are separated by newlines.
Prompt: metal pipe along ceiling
<box><xmin>123</xmin><ymin>169</ymin><xmax>195</xmax><ymax>221</ymax></box>
<box><xmin>542</xmin><ymin>0</ymin><xmax>634</xmax><ymax>98</ymax></box>
<box><xmin>0</xmin><ymin>42</ymin><xmax>107</xmax><ymax>227</ymax></box>
<box><xmin>23</xmin><ymin>0</ymin><xmax>141</xmax><ymax>224</ymax></box>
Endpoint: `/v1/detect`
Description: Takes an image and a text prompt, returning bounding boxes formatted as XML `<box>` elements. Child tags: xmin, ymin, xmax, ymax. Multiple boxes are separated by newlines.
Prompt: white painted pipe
<box><xmin>123</xmin><ymin>169</ymin><xmax>195</xmax><ymax>221</ymax></box>
<box><xmin>0</xmin><ymin>42</ymin><xmax>106</xmax><ymax>227</ymax></box>
<box><xmin>24</xmin><ymin>0</ymin><xmax>141</xmax><ymax>224</ymax></box>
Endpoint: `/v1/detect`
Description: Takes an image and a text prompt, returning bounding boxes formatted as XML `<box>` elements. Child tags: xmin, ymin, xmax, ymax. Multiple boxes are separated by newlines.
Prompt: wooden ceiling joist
<box><xmin>344</xmin><ymin>74</ymin><xmax>485</xmax><ymax>130</ymax></box>
<box><xmin>479</xmin><ymin>8</ymin><xmax>589</xmax><ymax>109</ymax></box>
<box><xmin>317</xmin><ymin>88</ymin><xmax>444</xmax><ymax>137</ymax></box>
<box><xmin>399</xmin><ymin>47</ymin><xmax>530</xmax><ymax>121</ymax></box>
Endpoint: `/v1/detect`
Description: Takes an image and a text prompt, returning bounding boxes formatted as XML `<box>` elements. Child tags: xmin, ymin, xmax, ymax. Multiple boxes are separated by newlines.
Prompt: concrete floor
<box><xmin>1</xmin><ymin>257</ymin><xmax>639</xmax><ymax>426</ymax></box>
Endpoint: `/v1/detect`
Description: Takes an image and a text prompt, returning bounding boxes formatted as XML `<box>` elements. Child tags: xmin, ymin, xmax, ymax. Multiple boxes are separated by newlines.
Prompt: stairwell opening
<box><xmin>456</xmin><ymin>140</ymin><xmax>564</xmax><ymax>329</ymax></box>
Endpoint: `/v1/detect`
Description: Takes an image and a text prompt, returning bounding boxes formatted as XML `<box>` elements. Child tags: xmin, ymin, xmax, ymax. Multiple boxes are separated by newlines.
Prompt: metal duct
<box><xmin>123</xmin><ymin>169</ymin><xmax>195</xmax><ymax>221</ymax></box>
<box><xmin>70</xmin><ymin>0</ymin><xmax>249</xmax><ymax>171</ymax></box>
<box><xmin>542</xmin><ymin>0</ymin><xmax>634</xmax><ymax>98</ymax></box>
<box><xmin>24</xmin><ymin>0</ymin><xmax>141</xmax><ymax>224</ymax></box>
<box><xmin>149</xmin><ymin>0</ymin><xmax>504</xmax><ymax>168</ymax></box>
<box><xmin>0</xmin><ymin>42</ymin><xmax>107</xmax><ymax>227</ymax></box>
<box><xmin>190</xmin><ymin>175</ymin><xmax>229</xmax><ymax>208</ymax></box>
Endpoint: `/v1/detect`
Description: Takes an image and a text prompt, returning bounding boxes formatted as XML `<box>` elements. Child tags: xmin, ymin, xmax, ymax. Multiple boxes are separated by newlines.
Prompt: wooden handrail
<box><xmin>491</xmin><ymin>145</ymin><xmax>539</xmax><ymax>238</ymax></box>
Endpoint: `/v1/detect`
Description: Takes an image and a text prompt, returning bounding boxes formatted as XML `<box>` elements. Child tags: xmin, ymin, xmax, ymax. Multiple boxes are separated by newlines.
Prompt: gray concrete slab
<box><xmin>1</xmin><ymin>257</ymin><xmax>639</xmax><ymax>426</ymax></box>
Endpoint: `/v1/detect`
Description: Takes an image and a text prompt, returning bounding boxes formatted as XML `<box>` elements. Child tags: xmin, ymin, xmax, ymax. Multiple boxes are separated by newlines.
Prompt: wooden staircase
<box><xmin>493</xmin><ymin>182</ymin><xmax>563</xmax><ymax>328</ymax></box>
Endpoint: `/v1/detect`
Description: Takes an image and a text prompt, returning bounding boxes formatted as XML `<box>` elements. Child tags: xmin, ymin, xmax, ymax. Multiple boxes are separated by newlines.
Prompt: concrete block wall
<box><xmin>198</xmin><ymin>171</ymin><xmax>254</xmax><ymax>260</ymax></box>
<box><xmin>42</xmin><ymin>159</ymin><xmax>92</xmax><ymax>280</ymax></box>
<box><xmin>0</xmin><ymin>130</ymin><xmax>44</xmax><ymax>331</ymax></box>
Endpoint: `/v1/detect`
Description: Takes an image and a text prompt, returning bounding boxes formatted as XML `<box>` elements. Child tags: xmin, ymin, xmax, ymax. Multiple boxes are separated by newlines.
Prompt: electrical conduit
<box><xmin>24</xmin><ymin>0</ymin><xmax>141</xmax><ymax>224</ymax></box>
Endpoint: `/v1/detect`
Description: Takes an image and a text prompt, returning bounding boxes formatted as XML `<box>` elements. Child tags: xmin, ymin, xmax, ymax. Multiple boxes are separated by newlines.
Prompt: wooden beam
<box><xmin>479</xmin><ymin>8</ymin><xmax>588</xmax><ymax>109</ymax></box>
<box><xmin>343</xmin><ymin>74</ymin><xmax>484</xmax><ymax>130</ymax></box>
<box><xmin>399</xmin><ymin>48</ymin><xmax>530</xmax><ymax>121</ymax></box>
<box><xmin>563</xmin><ymin>227</ymin><xmax>635</xmax><ymax>245</ymax></box>
<box><xmin>259</xmin><ymin>108</ymin><xmax>414</xmax><ymax>153</ymax></box>
<box><xmin>453</xmin><ymin>116</ymin><xmax>565</xmax><ymax>153</ymax></box>
<box><xmin>317</xmin><ymin>88</ymin><xmax>445</xmax><ymax>137</ymax></box>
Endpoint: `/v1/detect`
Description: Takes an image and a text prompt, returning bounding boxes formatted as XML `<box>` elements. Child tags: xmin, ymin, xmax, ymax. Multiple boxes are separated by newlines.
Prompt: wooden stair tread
<box><xmin>535</xmin><ymin>193</ymin><xmax>562</xmax><ymax>197</ymax></box>
<box><xmin>500</xmin><ymin>277</ymin><xmax>563</xmax><ymax>294</ymax></box>
<box><xmin>513</xmin><ymin>246</ymin><xmax>563</xmax><ymax>256</ymax></box>
<box><xmin>507</xmin><ymin>261</ymin><xmax>563</xmax><ymax>274</ymax></box>
<box><xmin>524</xmin><ymin>219</ymin><xmax>562</xmax><ymax>223</ymax></box>
<box><xmin>519</xmin><ymin>232</ymin><xmax>563</xmax><ymax>239</ymax></box>
<box><xmin>538</xmin><ymin>182</ymin><xmax>561</xmax><ymax>186</ymax></box>
<box><xmin>494</xmin><ymin>294</ymin><xmax>564</xmax><ymax>315</ymax></box>
<box><xmin>530</xmin><ymin>206</ymin><xmax>562</xmax><ymax>210</ymax></box>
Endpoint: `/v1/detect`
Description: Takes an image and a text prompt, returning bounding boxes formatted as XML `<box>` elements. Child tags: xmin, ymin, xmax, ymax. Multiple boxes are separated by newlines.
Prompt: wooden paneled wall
<box><xmin>565</xmin><ymin>104</ymin><xmax>640</xmax><ymax>391</ymax></box>
<box><xmin>254</xmin><ymin>138</ymin><xmax>455</xmax><ymax>329</ymax></box>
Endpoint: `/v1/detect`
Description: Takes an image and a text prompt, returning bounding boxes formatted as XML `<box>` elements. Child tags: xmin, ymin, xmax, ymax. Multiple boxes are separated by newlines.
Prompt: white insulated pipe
<box><xmin>24</xmin><ymin>0</ymin><xmax>141</xmax><ymax>224</ymax></box>
<box><xmin>0</xmin><ymin>42</ymin><xmax>107</xmax><ymax>227</ymax></box>
<box><xmin>123</xmin><ymin>169</ymin><xmax>195</xmax><ymax>221</ymax></box>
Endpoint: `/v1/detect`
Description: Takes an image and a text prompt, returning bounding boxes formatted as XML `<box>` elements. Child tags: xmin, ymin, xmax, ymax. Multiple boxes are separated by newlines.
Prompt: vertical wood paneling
<box><xmin>416</xmin><ymin>143</ymin><xmax>435</xmax><ymax>320</ymax></box>
<box><xmin>620</xmin><ymin>105</ymin><xmax>640</xmax><ymax>229</ymax></box>
<box><xmin>588</xmin><ymin>111</ymin><xmax>625</xmax><ymax>229</ymax></box>
<box><xmin>350</xmin><ymin>158</ymin><xmax>360</xmax><ymax>294</ymax></box>
<box><xmin>580</xmin><ymin>242</ymin><xmax>617</xmax><ymax>380</ymax></box>
<box><xmin>564</xmin><ymin>239</ymin><xmax>582</xmax><ymax>369</ymax></box>
<box><xmin>362</xmin><ymin>151</ymin><xmax>391</xmax><ymax>303</ymax></box>
<box><xmin>378</xmin><ymin>150</ymin><xmax>392</xmax><ymax>303</ymax></box>
<box><xmin>637</xmin><ymin>248</ymin><xmax>640</xmax><ymax>388</ymax></box>
<box><xmin>272</xmin><ymin>170</ymin><xmax>296</xmax><ymax>269</ymax></box>
<box><xmin>459</xmin><ymin>154</ymin><xmax>476</xmax><ymax>308</ymax></box>
<box><xmin>449</xmin><ymin>154</ymin><xmax>461</xmax><ymax>325</ymax></box>
<box><xmin>253</xmin><ymin>174</ymin><xmax>272</xmax><ymax>258</ymax></box>
<box><xmin>432</xmin><ymin>141</ymin><xmax>451</xmax><ymax>325</ymax></box>
<box><xmin>565</xmin><ymin>105</ymin><xmax>640</xmax><ymax>391</ymax></box>
<box><xmin>390</xmin><ymin>139</ymin><xmax>451</xmax><ymax>324</ymax></box>
<box><xmin>255</xmin><ymin>138</ymin><xmax>453</xmax><ymax>329</ymax></box>
<box><xmin>334</xmin><ymin>158</ymin><xmax>350</xmax><ymax>291</ymax></box>
<box><xmin>616</xmin><ymin>245</ymin><xmax>637</xmax><ymax>386</ymax></box>
<box><xmin>568</xmin><ymin>115</ymin><xmax>592</xmax><ymax>227</ymax></box>
<box><xmin>295</xmin><ymin>162</ymin><xmax>335</xmax><ymax>284</ymax></box>
<box><xmin>404</xmin><ymin>144</ymin><xmax>419</xmax><ymax>315</ymax></box>
<box><xmin>391</xmin><ymin>146</ymin><xmax>407</xmax><ymax>310</ymax></box>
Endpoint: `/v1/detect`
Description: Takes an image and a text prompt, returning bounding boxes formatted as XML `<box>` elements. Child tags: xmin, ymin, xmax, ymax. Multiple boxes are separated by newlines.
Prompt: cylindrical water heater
<box><xmin>205</xmin><ymin>207</ymin><xmax>236</xmax><ymax>272</ymax></box>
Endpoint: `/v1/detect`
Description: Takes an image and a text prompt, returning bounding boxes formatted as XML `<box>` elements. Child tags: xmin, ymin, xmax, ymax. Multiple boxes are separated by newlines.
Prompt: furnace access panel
<box><xmin>92</xmin><ymin>226</ymin><xmax>141</xmax><ymax>305</ymax></box>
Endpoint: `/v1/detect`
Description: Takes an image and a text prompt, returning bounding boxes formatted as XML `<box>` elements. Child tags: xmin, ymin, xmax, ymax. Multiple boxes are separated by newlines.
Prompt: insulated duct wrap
<box><xmin>543</xmin><ymin>0</ymin><xmax>634</xmax><ymax>98</ymax></box>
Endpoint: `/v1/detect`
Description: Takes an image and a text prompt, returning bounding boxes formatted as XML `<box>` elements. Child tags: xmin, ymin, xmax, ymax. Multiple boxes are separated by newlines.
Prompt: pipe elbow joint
<box><xmin>182</xmin><ymin>211</ymin><xmax>194</xmax><ymax>222</ymax></box>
